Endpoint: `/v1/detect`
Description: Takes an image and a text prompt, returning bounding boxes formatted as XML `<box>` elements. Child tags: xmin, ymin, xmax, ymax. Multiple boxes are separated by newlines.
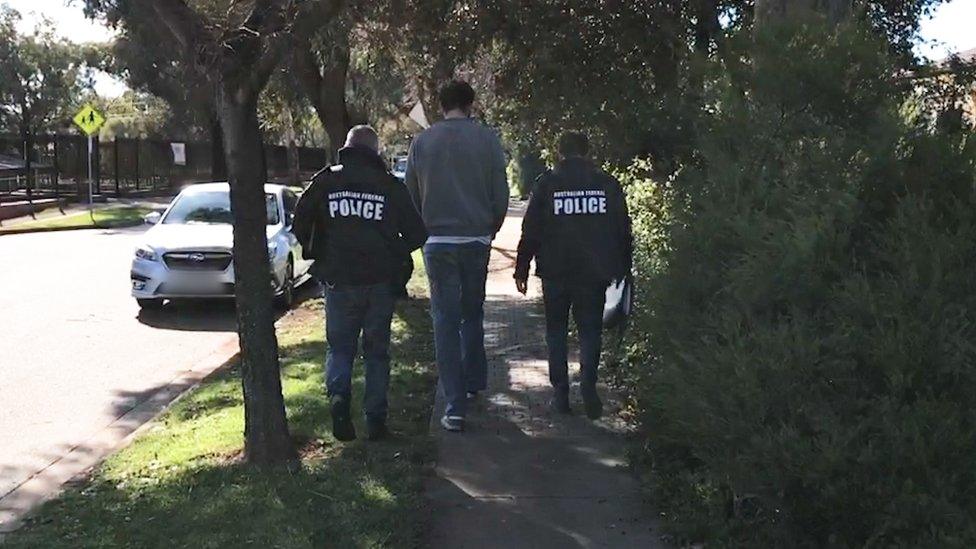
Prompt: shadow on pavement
<box><xmin>136</xmin><ymin>280</ymin><xmax>323</xmax><ymax>332</ymax></box>
<box><xmin>426</xmin><ymin>288</ymin><xmax>662</xmax><ymax>548</ymax></box>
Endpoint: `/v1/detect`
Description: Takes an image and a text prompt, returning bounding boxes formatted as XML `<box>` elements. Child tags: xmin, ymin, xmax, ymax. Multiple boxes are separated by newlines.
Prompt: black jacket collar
<box><xmin>338</xmin><ymin>145</ymin><xmax>386</xmax><ymax>171</ymax></box>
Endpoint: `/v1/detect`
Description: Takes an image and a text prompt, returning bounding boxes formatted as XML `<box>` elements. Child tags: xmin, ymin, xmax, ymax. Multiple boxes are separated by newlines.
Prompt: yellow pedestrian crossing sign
<box><xmin>73</xmin><ymin>104</ymin><xmax>106</xmax><ymax>136</ymax></box>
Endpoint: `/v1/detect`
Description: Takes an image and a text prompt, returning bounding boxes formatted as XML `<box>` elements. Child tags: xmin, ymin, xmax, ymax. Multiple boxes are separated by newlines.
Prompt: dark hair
<box><xmin>438</xmin><ymin>80</ymin><xmax>475</xmax><ymax>113</ymax></box>
<box><xmin>558</xmin><ymin>132</ymin><xmax>590</xmax><ymax>158</ymax></box>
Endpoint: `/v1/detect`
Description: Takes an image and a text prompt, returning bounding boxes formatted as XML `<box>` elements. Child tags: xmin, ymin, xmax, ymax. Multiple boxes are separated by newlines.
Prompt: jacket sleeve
<box><xmin>609</xmin><ymin>176</ymin><xmax>633</xmax><ymax>278</ymax></box>
<box><xmin>392</xmin><ymin>182</ymin><xmax>428</xmax><ymax>256</ymax></box>
<box><xmin>292</xmin><ymin>176</ymin><xmax>326</xmax><ymax>253</ymax></box>
<box><xmin>405</xmin><ymin>139</ymin><xmax>422</xmax><ymax>214</ymax></box>
<box><xmin>488</xmin><ymin>131</ymin><xmax>510</xmax><ymax>234</ymax></box>
<box><xmin>514</xmin><ymin>175</ymin><xmax>547</xmax><ymax>280</ymax></box>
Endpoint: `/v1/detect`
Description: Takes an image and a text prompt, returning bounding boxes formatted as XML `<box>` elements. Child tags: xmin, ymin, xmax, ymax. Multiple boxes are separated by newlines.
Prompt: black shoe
<box><xmin>331</xmin><ymin>395</ymin><xmax>356</xmax><ymax>441</ymax></box>
<box><xmin>366</xmin><ymin>419</ymin><xmax>388</xmax><ymax>441</ymax></box>
<box><xmin>551</xmin><ymin>390</ymin><xmax>571</xmax><ymax>414</ymax></box>
<box><xmin>581</xmin><ymin>386</ymin><xmax>603</xmax><ymax>420</ymax></box>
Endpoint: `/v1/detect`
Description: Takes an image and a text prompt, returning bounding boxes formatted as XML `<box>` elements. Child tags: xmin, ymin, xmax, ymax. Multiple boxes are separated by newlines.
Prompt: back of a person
<box><xmin>404</xmin><ymin>80</ymin><xmax>509</xmax><ymax>433</ymax></box>
<box><xmin>317</xmin><ymin>150</ymin><xmax>403</xmax><ymax>285</ymax></box>
<box><xmin>408</xmin><ymin>117</ymin><xmax>507</xmax><ymax>238</ymax></box>
<box><xmin>291</xmin><ymin>125</ymin><xmax>427</xmax><ymax>444</ymax></box>
<box><xmin>514</xmin><ymin>131</ymin><xmax>633</xmax><ymax>420</ymax></box>
<box><xmin>295</xmin><ymin>141</ymin><xmax>427</xmax><ymax>289</ymax></box>
<box><xmin>409</xmin><ymin>119</ymin><xmax>500</xmax><ymax>236</ymax></box>
<box><xmin>537</xmin><ymin>159</ymin><xmax>624</xmax><ymax>284</ymax></box>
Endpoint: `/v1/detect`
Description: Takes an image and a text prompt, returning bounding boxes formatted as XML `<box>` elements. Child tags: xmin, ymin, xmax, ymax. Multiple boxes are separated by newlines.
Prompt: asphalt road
<box><xmin>0</xmin><ymin>226</ymin><xmax>239</xmax><ymax>504</ymax></box>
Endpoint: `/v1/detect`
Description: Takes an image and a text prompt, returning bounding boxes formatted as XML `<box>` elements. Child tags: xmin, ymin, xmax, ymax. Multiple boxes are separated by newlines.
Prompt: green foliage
<box><xmin>623</xmin><ymin>20</ymin><xmax>976</xmax><ymax>547</ymax></box>
<box><xmin>0</xmin><ymin>206</ymin><xmax>153</xmax><ymax>234</ymax></box>
<box><xmin>506</xmin><ymin>146</ymin><xmax>547</xmax><ymax>198</ymax></box>
<box><xmin>96</xmin><ymin>92</ymin><xmax>182</xmax><ymax>140</ymax></box>
<box><xmin>0</xmin><ymin>7</ymin><xmax>90</xmax><ymax>135</ymax></box>
<box><xmin>259</xmin><ymin>71</ymin><xmax>326</xmax><ymax>148</ymax></box>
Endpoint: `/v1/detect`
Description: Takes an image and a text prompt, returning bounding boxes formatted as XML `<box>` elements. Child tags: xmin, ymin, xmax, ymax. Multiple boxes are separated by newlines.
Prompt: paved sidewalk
<box><xmin>426</xmin><ymin>205</ymin><xmax>663</xmax><ymax>548</ymax></box>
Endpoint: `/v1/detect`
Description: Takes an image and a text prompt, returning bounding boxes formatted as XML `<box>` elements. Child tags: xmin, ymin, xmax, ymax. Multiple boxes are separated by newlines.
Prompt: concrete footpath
<box><xmin>425</xmin><ymin>205</ymin><xmax>664</xmax><ymax>548</ymax></box>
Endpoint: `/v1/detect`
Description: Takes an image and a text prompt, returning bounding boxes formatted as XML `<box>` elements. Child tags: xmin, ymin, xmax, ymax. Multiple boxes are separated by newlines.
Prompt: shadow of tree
<box><xmin>3</xmin><ymin>295</ymin><xmax>438</xmax><ymax>548</ymax></box>
<box><xmin>135</xmin><ymin>280</ymin><xmax>323</xmax><ymax>332</ymax></box>
<box><xmin>424</xmin><ymin>288</ymin><xmax>661</xmax><ymax>547</ymax></box>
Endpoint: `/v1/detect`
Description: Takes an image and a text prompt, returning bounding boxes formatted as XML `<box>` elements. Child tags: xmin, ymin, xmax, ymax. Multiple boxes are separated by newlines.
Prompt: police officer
<box><xmin>514</xmin><ymin>132</ymin><xmax>633</xmax><ymax>419</ymax></box>
<box><xmin>293</xmin><ymin>125</ymin><xmax>427</xmax><ymax>441</ymax></box>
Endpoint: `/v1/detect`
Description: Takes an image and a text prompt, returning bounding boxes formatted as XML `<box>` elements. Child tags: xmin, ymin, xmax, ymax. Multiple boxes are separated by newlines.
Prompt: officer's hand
<box><xmin>515</xmin><ymin>276</ymin><xmax>528</xmax><ymax>295</ymax></box>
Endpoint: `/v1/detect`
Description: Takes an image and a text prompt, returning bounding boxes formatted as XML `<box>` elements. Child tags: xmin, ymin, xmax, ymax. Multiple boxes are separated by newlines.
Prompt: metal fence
<box><xmin>0</xmin><ymin>133</ymin><xmax>329</xmax><ymax>204</ymax></box>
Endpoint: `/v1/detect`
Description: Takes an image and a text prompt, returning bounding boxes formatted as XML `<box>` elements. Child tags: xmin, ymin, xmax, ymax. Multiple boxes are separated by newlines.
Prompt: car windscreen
<box><xmin>163</xmin><ymin>191</ymin><xmax>279</xmax><ymax>225</ymax></box>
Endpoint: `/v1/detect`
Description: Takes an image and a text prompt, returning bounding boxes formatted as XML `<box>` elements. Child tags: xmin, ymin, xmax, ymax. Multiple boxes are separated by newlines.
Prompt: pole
<box><xmin>53</xmin><ymin>137</ymin><xmax>63</xmax><ymax>213</ymax></box>
<box><xmin>134</xmin><ymin>137</ymin><xmax>140</xmax><ymax>191</ymax></box>
<box><xmin>114</xmin><ymin>137</ymin><xmax>120</xmax><ymax>197</ymax></box>
<box><xmin>88</xmin><ymin>135</ymin><xmax>95</xmax><ymax>225</ymax></box>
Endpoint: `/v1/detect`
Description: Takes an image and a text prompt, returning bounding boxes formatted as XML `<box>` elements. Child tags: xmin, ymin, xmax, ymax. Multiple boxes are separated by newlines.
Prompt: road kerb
<box><xmin>0</xmin><ymin>337</ymin><xmax>239</xmax><ymax>534</ymax></box>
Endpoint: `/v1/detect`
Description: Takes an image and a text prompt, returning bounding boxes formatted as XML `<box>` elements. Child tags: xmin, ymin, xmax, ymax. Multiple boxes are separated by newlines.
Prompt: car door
<box><xmin>282</xmin><ymin>189</ymin><xmax>312</xmax><ymax>277</ymax></box>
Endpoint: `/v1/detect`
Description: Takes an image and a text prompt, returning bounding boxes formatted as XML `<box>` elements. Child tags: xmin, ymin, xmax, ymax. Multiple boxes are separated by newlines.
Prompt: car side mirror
<box><xmin>144</xmin><ymin>211</ymin><xmax>162</xmax><ymax>225</ymax></box>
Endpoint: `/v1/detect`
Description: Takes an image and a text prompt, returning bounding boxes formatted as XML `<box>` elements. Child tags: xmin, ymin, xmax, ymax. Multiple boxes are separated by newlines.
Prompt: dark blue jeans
<box><xmin>423</xmin><ymin>242</ymin><xmax>491</xmax><ymax>418</ymax></box>
<box><xmin>542</xmin><ymin>278</ymin><xmax>608</xmax><ymax>394</ymax></box>
<box><xmin>325</xmin><ymin>283</ymin><xmax>395</xmax><ymax>421</ymax></box>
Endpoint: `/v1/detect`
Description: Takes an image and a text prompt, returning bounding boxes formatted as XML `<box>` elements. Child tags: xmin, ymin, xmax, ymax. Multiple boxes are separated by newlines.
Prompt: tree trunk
<box><xmin>287</xmin><ymin>140</ymin><xmax>300</xmax><ymax>185</ymax></box>
<box><xmin>217</xmin><ymin>83</ymin><xmax>296</xmax><ymax>466</ymax></box>
<box><xmin>293</xmin><ymin>43</ymin><xmax>351</xmax><ymax>162</ymax></box>
<box><xmin>314</xmin><ymin>57</ymin><xmax>351</xmax><ymax>161</ymax></box>
<box><xmin>284</xmin><ymin>102</ymin><xmax>301</xmax><ymax>185</ymax></box>
<box><xmin>646</xmin><ymin>0</ymin><xmax>682</xmax><ymax>93</ymax></box>
<box><xmin>210</xmin><ymin>115</ymin><xmax>228</xmax><ymax>181</ymax></box>
<box><xmin>21</xmin><ymin>123</ymin><xmax>33</xmax><ymax>200</ymax></box>
<box><xmin>692</xmin><ymin>0</ymin><xmax>720</xmax><ymax>54</ymax></box>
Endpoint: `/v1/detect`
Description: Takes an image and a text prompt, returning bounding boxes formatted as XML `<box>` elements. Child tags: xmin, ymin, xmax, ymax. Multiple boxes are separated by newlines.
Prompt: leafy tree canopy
<box><xmin>0</xmin><ymin>7</ymin><xmax>94</xmax><ymax>136</ymax></box>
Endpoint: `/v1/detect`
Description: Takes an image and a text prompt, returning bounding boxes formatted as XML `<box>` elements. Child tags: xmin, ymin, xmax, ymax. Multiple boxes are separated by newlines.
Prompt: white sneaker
<box><xmin>440</xmin><ymin>415</ymin><xmax>465</xmax><ymax>432</ymax></box>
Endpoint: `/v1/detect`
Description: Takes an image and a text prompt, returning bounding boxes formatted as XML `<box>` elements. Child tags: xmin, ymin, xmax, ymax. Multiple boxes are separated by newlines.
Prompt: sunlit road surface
<box><xmin>0</xmin><ymin>226</ymin><xmax>237</xmax><ymax>506</ymax></box>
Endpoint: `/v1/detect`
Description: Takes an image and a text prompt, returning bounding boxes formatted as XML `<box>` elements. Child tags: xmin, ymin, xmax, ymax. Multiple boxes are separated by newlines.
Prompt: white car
<box><xmin>392</xmin><ymin>156</ymin><xmax>408</xmax><ymax>183</ymax></box>
<box><xmin>130</xmin><ymin>182</ymin><xmax>313</xmax><ymax>310</ymax></box>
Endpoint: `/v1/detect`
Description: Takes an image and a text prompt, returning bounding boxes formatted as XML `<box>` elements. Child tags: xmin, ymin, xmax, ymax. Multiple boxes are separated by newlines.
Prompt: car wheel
<box><xmin>276</xmin><ymin>260</ymin><xmax>295</xmax><ymax>310</ymax></box>
<box><xmin>136</xmin><ymin>298</ymin><xmax>164</xmax><ymax>310</ymax></box>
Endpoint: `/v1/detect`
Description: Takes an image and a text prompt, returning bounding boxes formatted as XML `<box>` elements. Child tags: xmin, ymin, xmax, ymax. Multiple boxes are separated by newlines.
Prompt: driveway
<box><xmin>0</xmin><ymin>226</ymin><xmax>241</xmax><ymax>527</ymax></box>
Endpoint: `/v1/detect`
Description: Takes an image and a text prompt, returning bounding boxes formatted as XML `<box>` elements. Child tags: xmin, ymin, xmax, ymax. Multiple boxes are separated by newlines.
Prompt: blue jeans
<box><xmin>542</xmin><ymin>278</ymin><xmax>607</xmax><ymax>393</ymax></box>
<box><xmin>423</xmin><ymin>242</ymin><xmax>491</xmax><ymax>418</ymax></box>
<box><xmin>325</xmin><ymin>283</ymin><xmax>396</xmax><ymax>421</ymax></box>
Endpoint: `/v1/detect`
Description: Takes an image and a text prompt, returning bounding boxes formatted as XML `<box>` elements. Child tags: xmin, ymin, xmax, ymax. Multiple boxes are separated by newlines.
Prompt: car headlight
<box><xmin>135</xmin><ymin>246</ymin><xmax>158</xmax><ymax>262</ymax></box>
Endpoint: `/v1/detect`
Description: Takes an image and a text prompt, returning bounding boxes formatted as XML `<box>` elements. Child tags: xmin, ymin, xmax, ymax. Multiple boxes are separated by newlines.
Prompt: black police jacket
<box><xmin>515</xmin><ymin>157</ymin><xmax>633</xmax><ymax>284</ymax></box>
<box><xmin>292</xmin><ymin>145</ymin><xmax>427</xmax><ymax>286</ymax></box>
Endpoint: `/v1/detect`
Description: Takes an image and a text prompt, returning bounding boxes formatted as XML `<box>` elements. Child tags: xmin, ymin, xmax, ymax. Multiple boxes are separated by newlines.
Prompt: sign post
<box><xmin>72</xmin><ymin>104</ymin><xmax>106</xmax><ymax>223</ymax></box>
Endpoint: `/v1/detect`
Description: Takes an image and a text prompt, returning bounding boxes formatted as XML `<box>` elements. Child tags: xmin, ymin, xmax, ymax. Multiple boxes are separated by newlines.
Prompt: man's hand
<box><xmin>515</xmin><ymin>276</ymin><xmax>528</xmax><ymax>295</ymax></box>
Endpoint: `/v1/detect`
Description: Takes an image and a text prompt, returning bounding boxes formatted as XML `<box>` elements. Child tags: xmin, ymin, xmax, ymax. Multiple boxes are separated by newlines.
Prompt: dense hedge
<box><xmin>620</xmin><ymin>23</ymin><xmax>976</xmax><ymax>547</ymax></box>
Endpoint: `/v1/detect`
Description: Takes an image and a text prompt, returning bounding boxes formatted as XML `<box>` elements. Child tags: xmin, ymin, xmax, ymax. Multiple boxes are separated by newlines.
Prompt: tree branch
<box><xmin>149</xmin><ymin>0</ymin><xmax>213</xmax><ymax>64</ymax></box>
<box><xmin>293</xmin><ymin>0</ymin><xmax>345</xmax><ymax>42</ymax></box>
<box><xmin>247</xmin><ymin>0</ymin><xmax>346</xmax><ymax>96</ymax></box>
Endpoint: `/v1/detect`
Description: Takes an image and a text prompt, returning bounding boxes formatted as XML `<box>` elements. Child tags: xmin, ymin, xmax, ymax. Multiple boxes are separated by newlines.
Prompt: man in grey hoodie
<box><xmin>405</xmin><ymin>80</ymin><xmax>510</xmax><ymax>432</ymax></box>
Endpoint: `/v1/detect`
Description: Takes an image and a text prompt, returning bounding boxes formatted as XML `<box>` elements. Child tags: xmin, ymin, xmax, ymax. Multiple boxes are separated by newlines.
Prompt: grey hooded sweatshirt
<box><xmin>404</xmin><ymin>117</ymin><xmax>510</xmax><ymax>239</ymax></box>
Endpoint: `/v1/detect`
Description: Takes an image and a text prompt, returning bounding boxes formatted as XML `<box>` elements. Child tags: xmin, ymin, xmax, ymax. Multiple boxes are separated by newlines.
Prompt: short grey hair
<box><xmin>344</xmin><ymin>125</ymin><xmax>380</xmax><ymax>152</ymax></box>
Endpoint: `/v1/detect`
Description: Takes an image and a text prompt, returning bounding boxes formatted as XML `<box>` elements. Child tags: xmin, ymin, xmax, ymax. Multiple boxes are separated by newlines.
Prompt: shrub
<box><xmin>624</xmin><ymin>21</ymin><xmax>976</xmax><ymax>547</ymax></box>
<box><xmin>507</xmin><ymin>146</ymin><xmax>547</xmax><ymax>198</ymax></box>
